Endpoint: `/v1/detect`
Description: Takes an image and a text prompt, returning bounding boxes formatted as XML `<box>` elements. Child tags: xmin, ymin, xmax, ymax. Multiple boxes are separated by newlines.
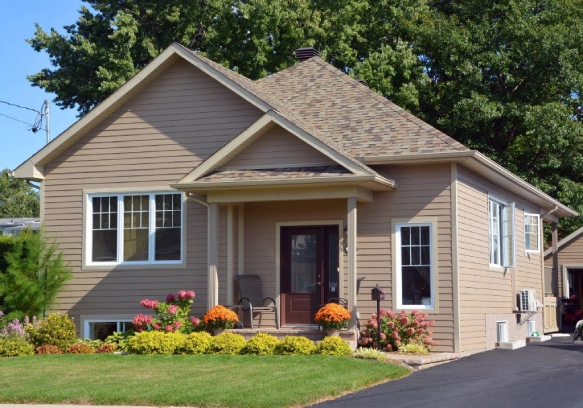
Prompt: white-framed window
<box><xmin>87</xmin><ymin>192</ymin><xmax>183</xmax><ymax>265</ymax></box>
<box><xmin>524</xmin><ymin>213</ymin><xmax>540</xmax><ymax>253</ymax></box>
<box><xmin>84</xmin><ymin>319</ymin><xmax>133</xmax><ymax>340</ymax></box>
<box><xmin>489</xmin><ymin>197</ymin><xmax>515</xmax><ymax>268</ymax></box>
<box><xmin>395</xmin><ymin>223</ymin><xmax>434</xmax><ymax>309</ymax></box>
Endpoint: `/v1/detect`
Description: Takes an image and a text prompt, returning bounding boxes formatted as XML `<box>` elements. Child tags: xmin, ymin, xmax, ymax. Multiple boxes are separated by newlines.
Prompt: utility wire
<box><xmin>0</xmin><ymin>100</ymin><xmax>40</xmax><ymax>114</ymax></box>
<box><xmin>0</xmin><ymin>112</ymin><xmax>46</xmax><ymax>131</ymax></box>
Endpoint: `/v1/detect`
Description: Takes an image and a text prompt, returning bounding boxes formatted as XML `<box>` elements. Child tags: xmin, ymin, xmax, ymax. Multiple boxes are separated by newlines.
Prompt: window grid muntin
<box><xmin>88</xmin><ymin>192</ymin><xmax>183</xmax><ymax>265</ymax></box>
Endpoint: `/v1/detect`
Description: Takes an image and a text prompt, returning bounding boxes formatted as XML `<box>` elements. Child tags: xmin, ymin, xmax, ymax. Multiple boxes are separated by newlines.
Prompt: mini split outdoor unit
<box><xmin>520</xmin><ymin>289</ymin><xmax>537</xmax><ymax>312</ymax></box>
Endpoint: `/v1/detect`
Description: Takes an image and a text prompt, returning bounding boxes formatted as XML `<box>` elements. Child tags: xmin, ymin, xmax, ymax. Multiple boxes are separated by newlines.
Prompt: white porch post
<box><xmin>347</xmin><ymin>197</ymin><xmax>358</xmax><ymax>328</ymax></box>
<box><xmin>227</xmin><ymin>205</ymin><xmax>234</xmax><ymax>305</ymax></box>
<box><xmin>208</xmin><ymin>203</ymin><xmax>219</xmax><ymax>309</ymax></box>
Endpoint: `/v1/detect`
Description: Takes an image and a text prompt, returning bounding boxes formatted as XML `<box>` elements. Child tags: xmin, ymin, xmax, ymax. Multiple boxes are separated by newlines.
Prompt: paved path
<box><xmin>312</xmin><ymin>336</ymin><xmax>583</xmax><ymax>408</ymax></box>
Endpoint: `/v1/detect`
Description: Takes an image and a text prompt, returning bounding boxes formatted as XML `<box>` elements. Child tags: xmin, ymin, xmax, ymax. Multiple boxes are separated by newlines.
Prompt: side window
<box><xmin>489</xmin><ymin>198</ymin><xmax>515</xmax><ymax>268</ymax></box>
<box><xmin>396</xmin><ymin>223</ymin><xmax>433</xmax><ymax>309</ymax></box>
<box><xmin>524</xmin><ymin>213</ymin><xmax>540</xmax><ymax>253</ymax></box>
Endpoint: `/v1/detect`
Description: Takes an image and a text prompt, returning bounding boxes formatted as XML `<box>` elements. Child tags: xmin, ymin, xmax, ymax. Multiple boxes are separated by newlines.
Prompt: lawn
<box><xmin>0</xmin><ymin>354</ymin><xmax>409</xmax><ymax>407</ymax></box>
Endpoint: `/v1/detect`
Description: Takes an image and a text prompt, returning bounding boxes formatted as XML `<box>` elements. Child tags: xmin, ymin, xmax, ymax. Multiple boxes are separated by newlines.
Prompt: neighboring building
<box><xmin>11</xmin><ymin>44</ymin><xmax>576</xmax><ymax>352</ymax></box>
<box><xmin>544</xmin><ymin>227</ymin><xmax>583</xmax><ymax>329</ymax></box>
<box><xmin>0</xmin><ymin>218</ymin><xmax>40</xmax><ymax>236</ymax></box>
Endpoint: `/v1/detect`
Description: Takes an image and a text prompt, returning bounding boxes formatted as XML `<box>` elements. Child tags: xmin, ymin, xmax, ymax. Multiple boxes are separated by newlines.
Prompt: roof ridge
<box><xmin>310</xmin><ymin>58</ymin><xmax>468</xmax><ymax>153</ymax></box>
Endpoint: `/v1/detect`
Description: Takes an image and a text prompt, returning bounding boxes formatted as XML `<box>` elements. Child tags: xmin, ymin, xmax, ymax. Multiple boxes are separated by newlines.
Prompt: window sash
<box><xmin>396</xmin><ymin>223</ymin><xmax>434</xmax><ymax>309</ymax></box>
<box><xmin>88</xmin><ymin>192</ymin><xmax>183</xmax><ymax>265</ymax></box>
<box><xmin>489</xmin><ymin>198</ymin><xmax>515</xmax><ymax>268</ymax></box>
<box><xmin>524</xmin><ymin>213</ymin><xmax>540</xmax><ymax>253</ymax></box>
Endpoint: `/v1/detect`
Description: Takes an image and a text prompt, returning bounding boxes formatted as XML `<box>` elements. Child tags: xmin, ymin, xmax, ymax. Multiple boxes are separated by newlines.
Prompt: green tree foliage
<box><xmin>0</xmin><ymin>230</ymin><xmax>72</xmax><ymax>321</ymax></box>
<box><xmin>0</xmin><ymin>169</ymin><xmax>39</xmax><ymax>218</ymax></box>
<box><xmin>27</xmin><ymin>0</ymin><xmax>583</xmax><ymax>234</ymax></box>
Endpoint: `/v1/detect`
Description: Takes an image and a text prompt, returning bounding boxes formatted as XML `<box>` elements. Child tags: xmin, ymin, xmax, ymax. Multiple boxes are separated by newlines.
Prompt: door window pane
<box><xmin>291</xmin><ymin>234</ymin><xmax>317</xmax><ymax>293</ymax></box>
<box><xmin>328</xmin><ymin>234</ymin><xmax>339</xmax><ymax>294</ymax></box>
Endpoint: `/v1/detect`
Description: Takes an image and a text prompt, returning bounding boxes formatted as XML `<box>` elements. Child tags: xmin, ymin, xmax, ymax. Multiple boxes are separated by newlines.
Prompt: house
<box><xmin>0</xmin><ymin>218</ymin><xmax>40</xmax><ymax>236</ymax></box>
<box><xmin>544</xmin><ymin>227</ymin><xmax>583</xmax><ymax>328</ymax></box>
<box><xmin>11</xmin><ymin>43</ymin><xmax>576</xmax><ymax>352</ymax></box>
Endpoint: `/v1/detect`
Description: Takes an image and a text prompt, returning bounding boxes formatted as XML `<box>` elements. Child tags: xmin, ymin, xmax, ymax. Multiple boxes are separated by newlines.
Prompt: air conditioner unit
<box><xmin>520</xmin><ymin>289</ymin><xmax>536</xmax><ymax>312</ymax></box>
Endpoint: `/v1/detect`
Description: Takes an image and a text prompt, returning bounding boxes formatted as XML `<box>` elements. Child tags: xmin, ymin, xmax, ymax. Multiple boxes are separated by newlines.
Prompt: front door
<box><xmin>280</xmin><ymin>226</ymin><xmax>339</xmax><ymax>326</ymax></box>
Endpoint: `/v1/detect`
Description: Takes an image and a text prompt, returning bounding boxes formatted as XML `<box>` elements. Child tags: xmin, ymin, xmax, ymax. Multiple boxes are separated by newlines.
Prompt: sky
<box><xmin>0</xmin><ymin>1</ymin><xmax>84</xmax><ymax>172</ymax></box>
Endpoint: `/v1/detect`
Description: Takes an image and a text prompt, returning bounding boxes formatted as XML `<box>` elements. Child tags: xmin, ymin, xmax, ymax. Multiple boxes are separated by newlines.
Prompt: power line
<box><xmin>0</xmin><ymin>112</ymin><xmax>46</xmax><ymax>131</ymax></box>
<box><xmin>0</xmin><ymin>100</ymin><xmax>40</xmax><ymax>114</ymax></box>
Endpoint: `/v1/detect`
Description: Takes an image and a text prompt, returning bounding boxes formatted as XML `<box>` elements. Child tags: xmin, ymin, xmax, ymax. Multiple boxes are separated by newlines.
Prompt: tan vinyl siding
<box><xmin>223</xmin><ymin>125</ymin><xmax>334</xmax><ymax>168</ymax></box>
<box><xmin>544</xmin><ymin>235</ymin><xmax>583</xmax><ymax>298</ymax></box>
<box><xmin>457</xmin><ymin>165</ymin><xmax>542</xmax><ymax>352</ymax></box>
<box><xmin>43</xmin><ymin>59</ymin><xmax>263</xmax><ymax>327</ymax></box>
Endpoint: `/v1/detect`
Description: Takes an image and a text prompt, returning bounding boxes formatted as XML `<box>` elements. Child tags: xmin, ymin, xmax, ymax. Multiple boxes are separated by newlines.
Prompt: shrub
<box><xmin>275</xmin><ymin>336</ymin><xmax>316</xmax><ymax>355</ymax></box>
<box><xmin>104</xmin><ymin>331</ymin><xmax>134</xmax><ymax>352</ymax></box>
<box><xmin>241</xmin><ymin>333</ymin><xmax>280</xmax><ymax>355</ymax></box>
<box><xmin>203</xmin><ymin>305</ymin><xmax>239</xmax><ymax>330</ymax></box>
<box><xmin>0</xmin><ymin>315</ymin><xmax>39</xmax><ymax>340</ymax></box>
<box><xmin>315</xmin><ymin>303</ymin><xmax>351</xmax><ymax>330</ymax></box>
<box><xmin>67</xmin><ymin>343</ymin><xmax>95</xmax><ymax>354</ymax></box>
<box><xmin>128</xmin><ymin>331</ymin><xmax>186</xmax><ymax>355</ymax></box>
<box><xmin>96</xmin><ymin>343</ymin><xmax>118</xmax><ymax>354</ymax></box>
<box><xmin>316</xmin><ymin>336</ymin><xmax>352</xmax><ymax>356</ymax></box>
<box><xmin>210</xmin><ymin>332</ymin><xmax>246</xmax><ymax>355</ymax></box>
<box><xmin>398</xmin><ymin>342</ymin><xmax>429</xmax><ymax>355</ymax></box>
<box><xmin>0</xmin><ymin>229</ymin><xmax>71</xmax><ymax>321</ymax></box>
<box><xmin>0</xmin><ymin>337</ymin><xmax>34</xmax><ymax>357</ymax></box>
<box><xmin>181</xmin><ymin>332</ymin><xmax>213</xmax><ymax>355</ymax></box>
<box><xmin>29</xmin><ymin>313</ymin><xmax>77</xmax><ymax>352</ymax></box>
<box><xmin>134</xmin><ymin>290</ymin><xmax>201</xmax><ymax>334</ymax></box>
<box><xmin>35</xmin><ymin>344</ymin><xmax>62</xmax><ymax>355</ymax></box>
<box><xmin>353</xmin><ymin>347</ymin><xmax>386</xmax><ymax>361</ymax></box>
<box><xmin>359</xmin><ymin>309</ymin><xmax>437</xmax><ymax>352</ymax></box>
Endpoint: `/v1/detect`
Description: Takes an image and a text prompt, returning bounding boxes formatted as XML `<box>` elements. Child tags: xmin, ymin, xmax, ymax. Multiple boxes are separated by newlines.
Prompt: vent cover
<box><xmin>526</xmin><ymin>320</ymin><xmax>536</xmax><ymax>336</ymax></box>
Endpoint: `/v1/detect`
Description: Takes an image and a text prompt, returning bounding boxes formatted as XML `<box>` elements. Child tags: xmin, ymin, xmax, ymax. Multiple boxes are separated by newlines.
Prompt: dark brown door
<box><xmin>280</xmin><ymin>226</ymin><xmax>339</xmax><ymax>326</ymax></box>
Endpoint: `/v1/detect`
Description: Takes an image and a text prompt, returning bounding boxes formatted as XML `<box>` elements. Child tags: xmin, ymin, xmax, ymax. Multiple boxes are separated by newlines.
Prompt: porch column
<box><xmin>227</xmin><ymin>205</ymin><xmax>234</xmax><ymax>305</ymax></box>
<box><xmin>238</xmin><ymin>204</ymin><xmax>244</xmax><ymax>275</ymax></box>
<box><xmin>347</xmin><ymin>197</ymin><xmax>358</xmax><ymax>327</ymax></box>
<box><xmin>208</xmin><ymin>203</ymin><xmax>219</xmax><ymax>309</ymax></box>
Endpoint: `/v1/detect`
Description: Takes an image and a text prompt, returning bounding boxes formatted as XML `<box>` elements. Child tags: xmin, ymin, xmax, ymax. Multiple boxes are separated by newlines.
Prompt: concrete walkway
<box><xmin>312</xmin><ymin>335</ymin><xmax>583</xmax><ymax>408</ymax></box>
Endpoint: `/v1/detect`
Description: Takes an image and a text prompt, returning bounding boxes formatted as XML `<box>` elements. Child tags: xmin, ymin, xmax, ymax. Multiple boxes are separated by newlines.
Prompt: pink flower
<box><xmin>387</xmin><ymin>310</ymin><xmax>395</xmax><ymax>319</ymax></box>
<box><xmin>387</xmin><ymin>321</ymin><xmax>395</xmax><ymax>329</ymax></box>
<box><xmin>380</xmin><ymin>332</ymin><xmax>387</xmax><ymax>340</ymax></box>
<box><xmin>174</xmin><ymin>321</ymin><xmax>182</xmax><ymax>329</ymax></box>
<box><xmin>178</xmin><ymin>290</ymin><xmax>195</xmax><ymax>300</ymax></box>
<box><xmin>412</xmin><ymin>320</ymin><xmax>420</xmax><ymax>328</ymax></box>
<box><xmin>139</xmin><ymin>299</ymin><xmax>158</xmax><ymax>309</ymax></box>
<box><xmin>153</xmin><ymin>323</ymin><xmax>162</xmax><ymax>330</ymax></box>
<box><xmin>166</xmin><ymin>293</ymin><xmax>176</xmax><ymax>303</ymax></box>
<box><xmin>399</xmin><ymin>317</ymin><xmax>409</xmax><ymax>325</ymax></box>
<box><xmin>168</xmin><ymin>305</ymin><xmax>178</xmax><ymax>315</ymax></box>
<box><xmin>394</xmin><ymin>340</ymin><xmax>401</xmax><ymax>347</ymax></box>
<box><xmin>391</xmin><ymin>330</ymin><xmax>399</xmax><ymax>339</ymax></box>
<box><xmin>405</xmin><ymin>327</ymin><xmax>415</xmax><ymax>336</ymax></box>
<box><xmin>380</xmin><ymin>308</ymin><xmax>387</xmax><ymax>317</ymax></box>
<box><xmin>190</xmin><ymin>316</ymin><xmax>200</xmax><ymax>326</ymax></box>
<box><xmin>165</xmin><ymin>325</ymin><xmax>174</xmax><ymax>332</ymax></box>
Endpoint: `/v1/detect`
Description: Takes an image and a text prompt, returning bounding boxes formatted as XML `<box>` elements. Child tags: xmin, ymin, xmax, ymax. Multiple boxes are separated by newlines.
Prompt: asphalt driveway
<box><xmin>312</xmin><ymin>336</ymin><xmax>583</xmax><ymax>408</ymax></box>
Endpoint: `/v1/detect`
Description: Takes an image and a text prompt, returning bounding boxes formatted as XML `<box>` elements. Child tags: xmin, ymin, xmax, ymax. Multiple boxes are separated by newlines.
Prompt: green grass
<box><xmin>0</xmin><ymin>354</ymin><xmax>409</xmax><ymax>407</ymax></box>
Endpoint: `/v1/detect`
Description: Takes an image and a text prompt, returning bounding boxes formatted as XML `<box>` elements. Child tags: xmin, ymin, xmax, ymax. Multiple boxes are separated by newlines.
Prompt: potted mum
<box><xmin>315</xmin><ymin>303</ymin><xmax>351</xmax><ymax>336</ymax></box>
<box><xmin>203</xmin><ymin>305</ymin><xmax>239</xmax><ymax>335</ymax></box>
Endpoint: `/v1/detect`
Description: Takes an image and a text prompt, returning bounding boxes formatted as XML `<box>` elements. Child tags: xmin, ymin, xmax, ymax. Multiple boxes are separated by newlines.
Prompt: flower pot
<box><xmin>326</xmin><ymin>329</ymin><xmax>340</xmax><ymax>337</ymax></box>
<box><xmin>213</xmin><ymin>328</ymin><xmax>226</xmax><ymax>336</ymax></box>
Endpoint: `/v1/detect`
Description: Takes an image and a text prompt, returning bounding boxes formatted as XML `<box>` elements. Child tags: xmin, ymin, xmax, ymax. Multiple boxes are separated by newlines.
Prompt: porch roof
<box><xmin>198</xmin><ymin>165</ymin><xmax>353</xmax><ymax>182</ymax></box>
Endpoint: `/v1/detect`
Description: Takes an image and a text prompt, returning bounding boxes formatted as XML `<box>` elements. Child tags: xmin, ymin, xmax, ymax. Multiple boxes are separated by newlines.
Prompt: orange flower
<box><xmin>203</xmin><ymin>305</ymin><xmax>239</xmax><ymax>329</ymax></box>
<box><xmin>315</xmin><ymin>303</ymin><xmax>351</xmax><ymax>330</ymax></box>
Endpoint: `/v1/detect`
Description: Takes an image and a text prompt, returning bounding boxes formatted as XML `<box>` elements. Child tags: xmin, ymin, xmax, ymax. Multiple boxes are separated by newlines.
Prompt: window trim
<box><xmin>488</xmin><ymin>196</ymin><xmax>516</xmax><ymax>268</ymax></box>
<box><xmin>524</xmin><ymin>213</ymin><xmax>540</xmax><ymax>253</ymax></box>
<box><xmin>83</xmin><ymin>189</ymin><xmax>187</xmax><ymax>270</ymax></box>
<box><xmin>393</xmin><ymin>220</ymin><xmax>437</xmax><ymax>311</ymax></box>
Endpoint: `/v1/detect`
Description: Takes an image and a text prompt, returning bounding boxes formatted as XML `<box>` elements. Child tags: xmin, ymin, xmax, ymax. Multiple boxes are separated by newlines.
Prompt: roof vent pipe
<box><xmin>295</xmin><ymin>47</ymin><xmax>319</xmax><ymax>62</ymax></box>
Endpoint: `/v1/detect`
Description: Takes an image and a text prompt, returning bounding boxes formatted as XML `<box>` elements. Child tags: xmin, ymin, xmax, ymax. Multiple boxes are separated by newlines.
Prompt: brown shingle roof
<box><xmin>257</xmin><ymin>57</ymin><xmax>468</xmax><ymax>157</ymax></box>
<box><xmin>198</xmin><ymin>165</ymin><xmax>353</xmax><ymax>182</ymax></box>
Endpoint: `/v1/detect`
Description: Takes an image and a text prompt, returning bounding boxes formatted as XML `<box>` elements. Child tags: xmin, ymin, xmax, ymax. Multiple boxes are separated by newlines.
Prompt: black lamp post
<box><xmin>371</xmin><ymin>285</ymin><xmax>385</xmax><ymax>351</ymax></box>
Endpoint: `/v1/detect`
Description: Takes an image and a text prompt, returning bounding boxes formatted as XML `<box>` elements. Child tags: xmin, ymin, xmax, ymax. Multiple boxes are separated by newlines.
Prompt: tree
<box><xmin>416</xmin><ymin>0</ymin><xmax>583</xmax><ymax>234</ymax></box>
<box><xmin>0</xmin><ymin>229</ymin><xmax>72</xmax><ymax>321</ymax></box>
<box><xmin>0</xmin><ymin>169</ymin><xmax>40</xmax><ymax>218</ymax></box>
